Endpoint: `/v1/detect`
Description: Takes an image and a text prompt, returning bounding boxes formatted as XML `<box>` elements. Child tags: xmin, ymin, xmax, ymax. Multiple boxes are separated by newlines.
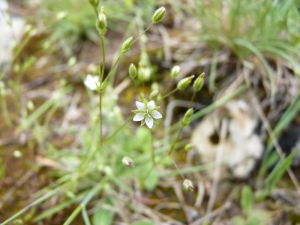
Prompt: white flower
<box><xmin>133</xmin><ymin>100</ymin><xmax>162</xmax><ymax>129</ymax></box>
<box><xmin>84</xmin><ymin>74</ymin><xmax>100</xmax><ymax>91</ymax></box>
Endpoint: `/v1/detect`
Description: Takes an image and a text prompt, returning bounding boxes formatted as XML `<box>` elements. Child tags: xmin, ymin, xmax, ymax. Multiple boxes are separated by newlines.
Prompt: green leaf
<box><xmin>241</xmin><ymin>185</ymin><xmax>253</xmax><ymax>216</ymax></box>
<box><xmin>143</xmin><ymin>168</ymin><xmax>159</xmax><ymax>191</ymax></box>
<box><xmin>131</xmin><ymin>220</ymin><xmax>155</xmax><ymax>225</ymax></box>
<box><xmin>258</xmin><ymin>151</ymin><xmax>279</xmax><ymax>181</ymax></box>
<box><xmin>265</xmin><ymin>150</ymin><xmax>297</xmax><ymax>191</ymax></box>
<box><xmin>92</xmin><ymin>207</ymin><xmax>114</xmax><ymax>225</ymax></box>
<box><xmin>134</xmin><ymin>127</ymin><xmax>152</xmax><ymax>152</ymax></box>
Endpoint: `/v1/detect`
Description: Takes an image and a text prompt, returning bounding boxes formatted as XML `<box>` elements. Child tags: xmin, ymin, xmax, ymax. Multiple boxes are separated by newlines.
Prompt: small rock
<box><xmin>191</xmin><ymin>97</ymin><xmax>264</xmax><ymax>179</ymax></box>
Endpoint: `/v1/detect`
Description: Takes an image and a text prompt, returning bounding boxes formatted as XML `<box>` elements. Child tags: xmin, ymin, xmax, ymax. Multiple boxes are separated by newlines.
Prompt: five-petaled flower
<box><xmin>84</xmin><ymin>74</ymin><xmax>100</xmax><ymax>91</ymax></box>
<box><xmin>133</xmin><ymin>100</ymin><xmax>162</xmax><ymax>129</ymax></box>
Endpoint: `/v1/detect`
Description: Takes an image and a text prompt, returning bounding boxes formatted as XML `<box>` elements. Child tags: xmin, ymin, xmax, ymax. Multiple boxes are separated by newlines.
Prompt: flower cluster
<box><xmin>132</xmin><ymin>100</ymin><xmax>162</xmax><ymax>129</ymax></box>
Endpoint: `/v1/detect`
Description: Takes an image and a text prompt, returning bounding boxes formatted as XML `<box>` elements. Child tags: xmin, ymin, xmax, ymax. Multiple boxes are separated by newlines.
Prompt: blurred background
<box><xmin>1</xmin><ymin>0</ymin><xmax>300</xmax><ymax>224</ymax></box>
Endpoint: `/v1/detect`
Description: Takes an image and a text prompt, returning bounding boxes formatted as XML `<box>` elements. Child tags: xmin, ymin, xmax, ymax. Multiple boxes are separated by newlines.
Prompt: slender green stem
<box><xmin>100</xmin><ymin>35</ymin><xmax>105</xmax><ymax>82</ymax></box>
<box><xmin>98</xmin><ymin>34</ymin><xmax>105</xmax><ymax>145</ymax></box>
<box><xmin>161</xmin><ymin>88</ymin><xmax>178</xmax><ymax>99</ymax></box>
<box><xmin>168</xmin><ymin>127</ymin><xmax>183</xmax><ymax>155</ymax></box>
<box><xmin>150</xmin><ymin>129</ymin><xmax>154</xmax><ymax>165</ymax></box>
<box><xmin>82</xmin><ymin>206</ymin><xmax>91</xmax><ymax>225</ymax></box>
<box><xmin>132</xmin><ymin>23</ymin><xmax>153</xmax><ymax>45</ymax></box>
<box><xmin>103</xmin><ymin>54</ymin><xmax>123</xmax><ymax>84</ymax></box>
<box><xmin>190</xmin><ymin>91</ymin><xmax>196</xmax><ymax>107</ymax></box>
<box><xmin>99</xmin><ymin>89</ymin><xmax>103</xmax><ymax>144</ymax></box>
<box><xmin>103</xmin><ymin>116</ymin><xmax>134</xmax><ymax>144</ymax></box>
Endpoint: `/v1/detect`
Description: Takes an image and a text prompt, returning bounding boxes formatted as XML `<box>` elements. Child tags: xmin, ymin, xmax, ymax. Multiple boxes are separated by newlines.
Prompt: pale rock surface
<box><xmin>0</xmin><ymin>0</ymin><xmax>25</xmax><ymax>63</ymax></box>
<box><xmin>191</xmin><ymin>98</ymin><xmax>264</xmax><ymax>179</ymax></box>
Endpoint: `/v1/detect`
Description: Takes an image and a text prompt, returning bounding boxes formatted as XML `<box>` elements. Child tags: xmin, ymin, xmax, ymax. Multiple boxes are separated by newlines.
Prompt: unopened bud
<box><xmin>97</xmin><ymin>7</ymin><xmax>107</xmax><ymax>35</ymax></box>
<box><xmin>183</xmin><ymin>179</ymin><xmax>194</xmax><ymax>192</ymax></box>
<box><xmin>138</xmin><ymin>67</ymin><xmax>151</xmax><ymax>81</ymax></box>
<box><xmin>122</xmin><ymin>156</ymin><xmax>134</xmax><ymax>167</ymax></box>
<box><xmin>98</xmin><ymin>13</ymin><xmax>107</xmax><ymax>29</ymax></box>
<box><xmin>121</xmin><ymin>36</ymin><xmax>133</xmax><ymax>54</ymax></box>
<box><xmin>129</xmin><ymin>63</ymin><xmax>137</xmax><ymax>79</ymax></box>
<box><xmin>27</xmin><ymin>100</ymin><xmax>35</xmax><ymax>111</ymax></box>
<box><xmin>152</xmin><ymin>7</ymin><xmax>166</xmax><ymax>24</ymax></box>
<box><xmin>177</xmin><ymin>75</ymin><xmax>194</xmax><ymax>90</ymax></box>
<box><xmin>184</xmin><ymin>143</ymin><xmax>193</xmax><ymax>151</ymax></box>
<box><xmin>149</xmin><ymin>89</ymin><xmax>159</xmax><ymax>100</ymax></box>
<box><xmin>182</xmin><ymin>108</ymin><xmax>194</xmax><ymax>127</ymax></box>
<box><xmin>88</xmin><ymin>0</ymin><xmax>99</xmax><ymax>7</ymax></box>
<box><xmin>193</xmin><ymin>72</ymin><xmax>205</xmax><ymax>92</ymax></box>
<box><xmin>68</xmin><ymin>57</ymin><xmax>76</xmax><ymax>67</ymax></box>
<box><xmin>171</xmin><ymin>65</ymin><xmax>180</xmax><ymax>78</ymax></box>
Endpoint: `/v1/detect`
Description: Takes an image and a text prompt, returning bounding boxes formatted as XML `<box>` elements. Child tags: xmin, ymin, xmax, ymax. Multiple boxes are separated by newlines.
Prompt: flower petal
<box><xmin>133</xmin><ymin>113</ymin><xmax>145</xmax><ymax>121</ymax></box>
<box><xmin>145</xmin><ymin>116</ymin><xmax>153</xmax><ymax>129</ymax></box>
<box><xmin>151</xmin><ymin>110</ymin><xmax>162</xmax><ymax>119</ymax></box>
<box><xmin>84</xmin><ymin>74</ymin><xmax>100</xmax><ymax>90</ymax></box>
<box><xmin>136</xmin><ymin>101</ymin><xmax>145</xmax><ymax>110</ymax></box>
<box><xmin>148</xmin><ymin>100</ymin><xmax>155</xmax><ymax>110</ymax></box>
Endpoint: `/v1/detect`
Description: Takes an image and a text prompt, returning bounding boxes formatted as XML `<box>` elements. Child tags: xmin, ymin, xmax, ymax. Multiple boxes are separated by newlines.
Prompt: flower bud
<box><xmin>121</xmin><ymin>36</ymin><xmax>133</xmax><ymax>54</ymax></box>
<box><xmin>129</xmin><ymin>63</ymin><xmax>137</xmax><ymax>79</ymax></box>
<box><xmin>177</xmin><ymin>75</ymin><xmax>194</xmax><ymax>90</ymax></box>
<box><xmin>98</xmin><ymin>12</ymin><xmax>107</xmax><ymax>29</ymax></box>
<box><xmin>88</xmin><ymin>0</ymin><xmax>99</xmax><ymax>7</ymax></box>
<box><xmin>138</xmin><ymin>66</ymin><xmax>151</xmax><ymax>81</ymax></box>
<box><xmin>27</xmin><ymin>100</ymin><xmax>35</xmax><ymax>111</ymax></box>
<box><xmin>149</xmin><ymin>89</ymin><xmax>159</xmax><ymax>100</ymax></box>
<box><xmin>171</xmin><ymin>65</ymin><xmax>180</xmax><ymax>78</ymax></box>
<box><xmin>193</xmin><ymin>72</ymin><xmax>205</xmax><ymax>92</ymax></box>
<box><xmin>122</xmin><ymin>156</ymin><xmax>134</xmax><ymax>167</ymax></box>
<box><xmin>181</xmin><ymin>108</ymin><xmax>194</xmax><ymax>127</ymax></box>
<box><xmin>183</xmin><ymin>179</ymin><xmax>194</xmax><ymax>192</ymax></box>
<box><xmin>184</xmin><ymin>143</ymin><xmax>193</xmax><ymax>151</ymax></box>
<box><xmin>152</xmin><ymin>7</ymin><xmax>166</xmax><ymax>24</ymax></box>
<box><xmin>97</xmin><ymin>7</ymin><xmax>107</xmax><ymax>35</ymax></box>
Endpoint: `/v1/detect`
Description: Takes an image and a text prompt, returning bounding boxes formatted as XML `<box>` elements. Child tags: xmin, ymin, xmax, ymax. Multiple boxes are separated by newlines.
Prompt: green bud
<box><xmin>68</xmin><ymin>57</ymin><xmax>76</xmax><ymax>67</ymax></box>
<box><xmin>184</xmin><ymin>143</ymin><xmax>194</xmax><ymax>151</ymax></box>
<box><xmin>152</xmin><ymin>7</ymin><xmax>166</xmax><ymax>24</ymax></box>
<box><xmin>177</xmin><ymin>75</ymin><xmax>194</xmax><ymax>90</ymax></box>
<box><xmin>171</xmin><ymin>65</ymin><xmax>180</xmax><ymax>78</ymax></box>
<box><xmin>27</xmin><ymin>100</ymin><xmax>35</xmax><ymax>111</ymax></box>
<box><xmin>98</xmin><ymin>13</ymin><xmax>107</xmax><ymax>29</ymax></box>
<box><xmin>149</xmin><ymin>89</ymin><xmax>159</xmax><ymax>100</ymax></box>
<box><xmin>183</xmin><ymin>179</ymin><xmax>194</xmax><ymax>192</ymax></box>
<box><xmin>138</xmin><ymin>67</ymin><xmax>151</xmax><ymax>81</ymax></box>
<box><xmin>88</xmin><ymin>0</ymin><xmax>99</xmax><ymax>7</ymax></box>
<box><xmin>182</xmin><ymin>108</ymin><xmax>194</xmax><ymax>127</ymax></box>
<box><xmin>97</xmin><ymin>7</ymin><xmax>107</xmax><ymax>35</ymax></box>
<box><xmin>129</xmin><ymin>63</ymin><xmax>137</xmax><ymax>79</ymax></box>
<box><xmin>121</xmin><ymin>36</ymin><xmax>133</xmax><ymax>54</ymax></box>
<box><xmin>151</xmin><ymin>82</ymin><xmax>159</xmax><ymax>90</ymax></box>
<box><xmin>193</xmin><ymin>72</ymin><xmax>205</xmax><ymax>92</ymax></box>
